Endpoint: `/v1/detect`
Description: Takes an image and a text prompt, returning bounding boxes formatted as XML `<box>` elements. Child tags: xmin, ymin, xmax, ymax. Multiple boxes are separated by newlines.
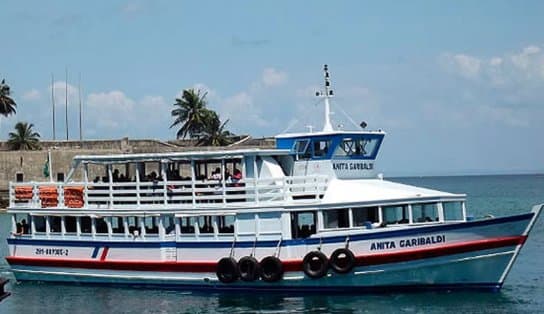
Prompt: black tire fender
<box><xmin>260</xmin><ymin>256</ymin><xmax>284</xmax><ymax>282</ymax></box>
<box><xmin>329</xmin><ymin>248</ymin><xmax>355</xmax><ymax>274</ymax></box>
<box><xmin>216</xmin><ymin>257</ymin><xmax>239</xmax><ymax>283</ymax></box>
<box><xmin>238</xmin><ymin>256</ymin><xmax>261</xmax><ymax>282</ymax></box>
<box><xmin>302</xmin><ymin>251</ymin><xmax>329</xmax><ymax>279</ymax></box>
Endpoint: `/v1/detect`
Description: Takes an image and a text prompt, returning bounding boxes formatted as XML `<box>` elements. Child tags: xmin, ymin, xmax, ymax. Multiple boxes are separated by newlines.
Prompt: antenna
<box><xmin>65</xmin><ymin>67</ymin><xmax>69</xmax><ymax>141</ymax></box>
<box><xmin>315</xmin><ymin>64</ymin><xmax>334</xmax><ymax>132</ymax></box>
<box><xmin>51</xmin><ymin>73</ymin><xmax>56</xmax><ymax>140</ymax></box>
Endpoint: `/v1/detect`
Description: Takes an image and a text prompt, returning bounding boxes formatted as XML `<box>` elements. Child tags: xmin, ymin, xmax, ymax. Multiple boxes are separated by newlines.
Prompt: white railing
<box><xmin>8</xmin><ymin>175</ymin><xmax>329</xmax><ymax>210</ymax></box>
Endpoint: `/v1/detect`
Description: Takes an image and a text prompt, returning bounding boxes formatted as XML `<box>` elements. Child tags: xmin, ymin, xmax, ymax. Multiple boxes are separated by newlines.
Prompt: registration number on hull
<box><xmin>35</xmin><ymin>248</ymin><xmax>69</xmax><ymax>256</ymax></box>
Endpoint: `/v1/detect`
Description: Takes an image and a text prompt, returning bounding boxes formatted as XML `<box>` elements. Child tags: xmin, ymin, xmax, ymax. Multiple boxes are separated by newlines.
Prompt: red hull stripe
<box><xmin>6</xmin><ymin>236</ymin><xmax>526</xmax><ymax>273</ymax></box>
<box><xmin>100</xmin><ymin>247</ymin><xmax>109</xmax><ymax>262</ymax></box>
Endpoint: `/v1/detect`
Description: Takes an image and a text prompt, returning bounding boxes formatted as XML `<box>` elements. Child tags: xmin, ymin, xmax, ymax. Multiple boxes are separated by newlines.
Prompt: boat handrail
<box><xmin>8</xmin><ymin>175</ymin><xmax>329</xmax><ymax>210</ymax></box>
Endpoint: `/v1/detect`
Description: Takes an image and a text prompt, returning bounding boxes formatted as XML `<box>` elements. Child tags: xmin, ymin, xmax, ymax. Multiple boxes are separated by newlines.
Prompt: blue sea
<box><xmin>1</xmin><ymin>174</ymin><xmax>543</xmax><ymax>313</ymax></box>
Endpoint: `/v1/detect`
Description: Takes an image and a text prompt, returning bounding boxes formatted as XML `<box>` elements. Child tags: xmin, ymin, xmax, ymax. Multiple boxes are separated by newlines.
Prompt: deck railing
<box><xmin>9</xmin><ymin>175</ymin><xmax>329</xmax><ymax>210</ymax></box>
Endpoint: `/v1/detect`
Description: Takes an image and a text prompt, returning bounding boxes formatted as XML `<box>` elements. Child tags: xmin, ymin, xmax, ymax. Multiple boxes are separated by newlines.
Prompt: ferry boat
<box><xmin>5</xmin><ymin>66</ymin><xmax>542</xmax><ymax>293</ymax></box>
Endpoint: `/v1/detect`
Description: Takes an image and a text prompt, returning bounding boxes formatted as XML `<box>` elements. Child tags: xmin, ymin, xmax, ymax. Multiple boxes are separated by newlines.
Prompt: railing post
<box><xmin>107</xmin><ymin>165</ymin><xmax>113</xmax><ymax>208</ymax></box>
<box><xmin>254</xmin><ymin>178</ymin><xmax>259</xmax><ymax>203</ymax></box>
<box><xmin>191</xmin><ymin>160</ymin><xmax>196</xmax><ymax>206</ymax></box>
<box><xmin>135</xmin><ymin>166</ymin><xmax>141</xmax><ymax>209</ymax></box>
<box><xmin>161</xmin><ymin>161</ymin><xmax>168</xmax><ymax>207</ymax></box>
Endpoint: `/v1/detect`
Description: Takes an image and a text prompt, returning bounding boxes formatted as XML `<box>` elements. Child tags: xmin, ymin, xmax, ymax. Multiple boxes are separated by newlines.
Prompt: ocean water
<box><xmin>0</xmin><ymin>174</ymin><xmax>543</xmax><ymax>313</ymax></box>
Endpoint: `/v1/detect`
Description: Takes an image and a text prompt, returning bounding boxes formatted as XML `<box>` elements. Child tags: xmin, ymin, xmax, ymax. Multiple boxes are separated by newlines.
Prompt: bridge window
<box><xmin>412</xmin><ymin>203</ymin><xmax>439</xmax><ymax>222</ymax></box>
<box><xmin>352</xmin><ymin>207</ymin><xmax>379</xmax><ymax>226</ymax></box>
<box><xmin>334</xmin><ymin>137</ymin><xmax>379</xmax><ymax>158</ymax></box>
<box><xmin>382</xmin><ymin>205</ymin><xmax>409</xmax><ymax>224</ymax></box>
<box><xmin>294</xmin><ymin>140</ymin><xmax>311</xmax><ymax>160</ymax></box>
<box><xmin>323</xmin><ymin>208</ymin><xmax>349</xmax><ymax>229</ymax></box>
<box><xmin>313</xmin><ymin>140</ymin><xmax>332</xmax><ymax>158</ymax></box>
<box><xmin>443</xmin><ymin>202</ymin><xmax>464</xmax><ymax>221</ymax></box>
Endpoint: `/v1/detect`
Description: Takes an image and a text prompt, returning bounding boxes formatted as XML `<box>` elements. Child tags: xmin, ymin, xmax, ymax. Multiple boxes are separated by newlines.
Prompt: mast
<box><xmin>316</xmin><ymin>64</ymin><xmax>334</xmax><ymax>132</ymax></box>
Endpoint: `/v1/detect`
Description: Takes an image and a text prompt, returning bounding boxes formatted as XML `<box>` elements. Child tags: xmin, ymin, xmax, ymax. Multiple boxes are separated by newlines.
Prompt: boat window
<box><xmin>80</xmin><ymin>216</ymin><xmax>92</xmax><ymax>233</ymax></box>
<box><xmin>179</xmin><ymin>217</ymin><xmax>196</xmax><ymax>234</ymax></box>
<box><xmin>197</xmin><ymin>216</ymin><xmax>214</xmax><ymax>234</ymax></box>
<box><xmin>323</xmin><ymin>208</ymin><xmax>349</xmax><ymax>229</ymax></box>
<box><xmin>412</xmin><ymin>203</ymin><xmax>439</xmax><ymax>222</ymax></box>
<box><xmin>294</xmin><ymin>140</ymin><xmax>311</xmax><ymax>160</ymax></box>
<box><xmin>144</xmin><ymin>217</ymin><xmax>159</xmax><ymax>235</ymax></box>
<box><xmin>382</xmin><ymin>205</ymin><xmax>409</xmax><ymax>225</ymax></box>
<box><xmin>217</xmin><ymin>216</ymin><xmax>235</xmax><ymax>234</ymax></box>
<box><xmin>49</xmin><ymin>216</ymin><xmax>62</xmax><ymax>233</ymax></box>
<box><xmin>352</xmin><ymin>207</ymin><xmax>379</xmax><ymax>226</ymax></box>
<box><xmin>291</xmin><ymin>211</ymin><xmax>316</xmax><ymax>239</ymax></box>
<box><xmin>334</xmin><ymin>137</ymin><xmax>379</xmax><ymax>158</ymax></box>
<box><xmin>95</xmin><ymin>217</ymin><xmax>108</xmax><ymax>234</ymax></box>
<box><xmin>111</xmin><ymin>217</ymin><xmax>124</xmax><ymax>234</ymax></box>
<box><xmin>126</xmin><ymin>217</ymin><xmax>140</xmax><ymax>235</ymax></box>
<box><xmin>13</xmin><ymin>214</ymin><xmax>31</xmax><ymax>235</ymax></box>
<box><xmin>65</xmin><ymin>216</ymin><xmax>77</xmax><ymax>233</ymax></box>
<box><xmin>34</xmin><ymin>216</ymin><xmax>46</xmax><ymax>233</ymax></box>
<box><xmin>443</xmin><ymin>202</ymin><xmax>464</xmax><ymax>221</ymax></box>
<box><xmin>163</xmin><ymin>215</ymin><xmax>176</xmax><ymax>235</ymax></box>
<box><xmin>313</xmin><ymin>140</ymin><xmax>332</xmax><ymax>158</ymax></box>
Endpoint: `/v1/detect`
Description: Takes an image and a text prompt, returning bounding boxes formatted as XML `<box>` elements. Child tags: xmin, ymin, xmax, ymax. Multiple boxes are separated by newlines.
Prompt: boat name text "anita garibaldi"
<box><xmin>370</xmin><ymin>235</ymin><xmax>446</xmax><ymax>251</ymax></box>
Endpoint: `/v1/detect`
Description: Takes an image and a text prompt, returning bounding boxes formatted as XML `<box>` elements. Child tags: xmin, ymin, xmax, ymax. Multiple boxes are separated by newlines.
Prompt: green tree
<box><xmin>170</xmin><ymin>89</ymin><xmax>211</xmax><ymax>139</ymax></box>
<box><xmin>0</xmin><ymin>79</ymin><xmax>17</xmax><ymax>117</ymax></box>
<box><xmin>197</xmin><ymin>111</ymin><xmax>234</xmax><ymax>146</ymax></box>
<box><xmin>8</xmin><ymin>122</ymin><xmax>41</xmax><ymax>150</ymax></box>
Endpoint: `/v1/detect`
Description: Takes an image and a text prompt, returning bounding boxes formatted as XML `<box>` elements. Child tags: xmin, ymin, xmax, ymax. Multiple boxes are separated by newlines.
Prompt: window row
<box><xmin>322</xmin><ymin>201</ymin><xmax>465</xmax><ymax>230</ymax></box>
<box><xmin>23</xmin><ymin>214</ymin><xmax>235</xmax><ymax>237</ymax></box>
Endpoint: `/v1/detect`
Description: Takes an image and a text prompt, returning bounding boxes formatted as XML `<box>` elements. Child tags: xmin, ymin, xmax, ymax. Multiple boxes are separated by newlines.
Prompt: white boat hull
<box><xmin>6</xmin><ymin>206</ymin><xmax>541</xmax><ymax>292</ymax></box>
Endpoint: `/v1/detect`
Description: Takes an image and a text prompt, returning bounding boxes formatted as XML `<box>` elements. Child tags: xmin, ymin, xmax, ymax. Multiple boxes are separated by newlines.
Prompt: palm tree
<box><xmin>0</xmin><ymin>79</ymin><xmax>17</xmax><ymax>117</ymax></box>
<box><xmin>197</xmin><ymin>111</ymin><xmax>234</xmax><ymax>146</ymax></box>
<box><xmin>170</xmin><ymin>89</ymin><xmax>211</xmax><ymax>139</ymax></box>
<box><xmin>8</xmin><ymin>122</ymin><xmax>41</xmax><ymax>150</ymax></box>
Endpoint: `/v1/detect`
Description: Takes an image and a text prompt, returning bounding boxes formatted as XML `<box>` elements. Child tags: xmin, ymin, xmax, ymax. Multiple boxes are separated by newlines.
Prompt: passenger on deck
<box><xmin>232</xmin><ymin>169</ymin><xmax>242</xmax><ymax>185</ymax></box>
<box><xmin>12</xmin><ymin>222</ymin><xmax>23</xmax><ymax>236</ymax></box>
<box><xmin>210</xmin><ymin>168</ymin><xmax>222</xmax><ymax>181</ymax></box>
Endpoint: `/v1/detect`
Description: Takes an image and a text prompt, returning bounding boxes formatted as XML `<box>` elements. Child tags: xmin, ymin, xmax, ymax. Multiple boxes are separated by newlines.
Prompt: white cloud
<box><xmin>441</xmin><ymin>45</ymin><xmax>544</xmax><ymax>83</ymax></box>
<box><xmin>51</xmin><ymin>81</ymin><xmax>79</xmax><ymax>107</ymax></box>
<box><xmin>440</xmin><ymin>53</ymin><xmax>482</xmax><ymax>79</ymax></box>
<box><xmin>261</xmin><ymin>68</ymin><xmax>288</xmax><ymax>87</ymax></box>
<box><xmin>22</xmin><ymin>89</ymin><xmax>41</xmax><ymax>101</ymax></box>
<box><xmin>86</xmin><ymin>91</ymin><xmax>135</xmax><ymax>130</ymax></box>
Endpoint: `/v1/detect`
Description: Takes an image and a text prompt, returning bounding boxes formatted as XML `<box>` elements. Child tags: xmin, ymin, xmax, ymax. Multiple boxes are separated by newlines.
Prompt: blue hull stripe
<box><xmin>7</xmin><ymin>212</ymin><xmax>533</xmax><ymax>249</ymax></box>
<box><xmin>91</xmin><ymin>247</ymin><xmax>100</xmax><ymax>258</ymax></box>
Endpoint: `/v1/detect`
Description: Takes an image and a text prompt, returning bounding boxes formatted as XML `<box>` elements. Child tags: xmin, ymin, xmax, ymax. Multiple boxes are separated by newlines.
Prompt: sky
<box><xmin>1</xmin><ymin>0</ymin><xmax>543</xmax><ymax>176</ymax></box>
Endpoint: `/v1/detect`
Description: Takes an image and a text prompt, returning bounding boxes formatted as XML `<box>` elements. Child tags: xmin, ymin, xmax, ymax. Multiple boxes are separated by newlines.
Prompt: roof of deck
<box><xmin>275</xmin><ymin>129</ymin><xmax>386</xmax><ymax>139</ymax></box>
<box><xmin>322</xmin><ymin>178</ymin><xmax>465</xmax><ymax>204</ymax></box>
<box><xmin>72</xmin><ymin>148</ymin><xmax>291</xmax><ymax>164</ymax></box>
